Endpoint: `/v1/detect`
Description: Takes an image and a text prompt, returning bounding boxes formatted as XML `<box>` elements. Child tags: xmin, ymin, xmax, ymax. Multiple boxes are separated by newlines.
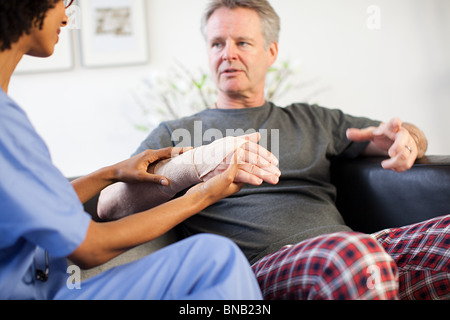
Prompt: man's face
<box><xmin>206</xmin><ymin>7</ymin><xmax>278</xmax><ymax>100</ymax></box>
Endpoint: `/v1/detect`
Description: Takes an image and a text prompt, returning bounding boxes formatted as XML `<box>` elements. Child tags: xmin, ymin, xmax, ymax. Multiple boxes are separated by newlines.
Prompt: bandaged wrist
<box><xmin>152</xmin><ymin>149</ymin><xmax>200</xmax><ymax>196</ymax></box>
<box><xmin>193</xmin><ymin>136</ymin><xmax>247</xmax><ymax>179</ymax></box>
<box><xmin>153</xmin><ymin>136</ymin><xmax>248</xmax><ymax>195</ymax></box>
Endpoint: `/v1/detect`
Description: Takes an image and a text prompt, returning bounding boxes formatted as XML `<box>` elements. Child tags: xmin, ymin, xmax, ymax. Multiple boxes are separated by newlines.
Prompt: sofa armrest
<box><xmin>331</xmin><ymin>156</ymin><xmax>450</xmax><ymax>233</ymax></box>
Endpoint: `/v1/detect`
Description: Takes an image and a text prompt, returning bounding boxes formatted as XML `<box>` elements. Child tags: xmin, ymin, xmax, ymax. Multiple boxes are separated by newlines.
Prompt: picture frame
<box><xmin>79</xmin><ymin>0</ymin><xmax>149</xmax><ymax>67</ymax></box>
<box><xmin>14</xmin><ymin>28</ymin><xmax>74</xmax><ymax>74</ymax></box>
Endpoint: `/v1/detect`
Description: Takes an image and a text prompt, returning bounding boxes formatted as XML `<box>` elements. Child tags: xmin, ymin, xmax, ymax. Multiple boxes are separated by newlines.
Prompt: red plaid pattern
<box><xmin>252</xmin><ymin>232</ymin><xmax>399</xmax><ymax>300</ymax></box>
<box><xmin>252</xmin><ymin>215</ymin><xmax>450</xmax><ymax>300</ymax></box>
<box><xmin>372</xmin><ymin>215</ymin><xmax>450</xmax><ymax>300</ymax></box>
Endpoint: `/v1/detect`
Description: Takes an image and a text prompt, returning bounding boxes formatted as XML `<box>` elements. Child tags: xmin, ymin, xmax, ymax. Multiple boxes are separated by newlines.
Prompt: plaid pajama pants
<box><xmin>252</xmin><ymin>215</ymin><xmax>450</xmax><ymax>300</ymax></box>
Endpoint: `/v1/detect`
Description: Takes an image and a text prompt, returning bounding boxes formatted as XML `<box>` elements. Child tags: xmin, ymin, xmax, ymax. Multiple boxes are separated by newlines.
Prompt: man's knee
<box><xmin>319</xmin><ymin>232</ymin><xmax>399</xmax><ymax>299</ymax></box>
<box><xmin>252</xmin><ymin>232</ymin><xmax>400</xmax><ymax>299</ymax></box>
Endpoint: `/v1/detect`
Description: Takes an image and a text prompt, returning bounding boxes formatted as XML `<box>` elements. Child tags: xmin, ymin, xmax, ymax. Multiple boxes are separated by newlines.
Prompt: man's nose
<box><xmin>223</xmin><ymin>43</ymin><xmax>238</xmax><ymax>61</ymax></box>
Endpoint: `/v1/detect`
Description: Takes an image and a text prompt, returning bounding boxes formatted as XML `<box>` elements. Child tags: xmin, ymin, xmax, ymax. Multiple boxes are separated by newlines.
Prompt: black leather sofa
<box><xmin>331</xmin><ymin>156</ymin><xmax>450</xmax><ymax>233</ymax></box>
<box><xmin>83</xmin><ymin>155</ymin><xmax>450</xmax><ymax>237</ymax></box>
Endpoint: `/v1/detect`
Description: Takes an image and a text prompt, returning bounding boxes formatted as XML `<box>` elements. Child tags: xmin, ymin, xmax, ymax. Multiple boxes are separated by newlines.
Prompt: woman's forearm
<box><xmin>69</xmin><ymin>157</ymin><xmax>242</xmax><ymax>270</ymax></box>
<box><xmin>69</xmin><ymin>190</ymin><xmax>207</xmax><ymax>269</ymax></box>
<box><xmin>71</xmin><ymin>166</ymin><xmax>116</xmax><ymax>204</ymax></box>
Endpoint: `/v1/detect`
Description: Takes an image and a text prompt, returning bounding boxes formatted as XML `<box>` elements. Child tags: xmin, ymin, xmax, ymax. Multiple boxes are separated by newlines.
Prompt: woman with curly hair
<box><xmin>0</xmin><ymin>0</ymin><xmax>262</xmax><ymax>300</ymax></box>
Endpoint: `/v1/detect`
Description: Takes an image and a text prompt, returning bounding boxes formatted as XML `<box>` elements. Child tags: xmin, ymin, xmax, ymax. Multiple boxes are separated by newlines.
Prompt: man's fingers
<box><xmin>242</xmin><ymin>140</ymin><xmax>279</xmax><ymax>167</ymax></box>
<box><xmin>347</xmin><ymin>118</ymin><xmax>402</xmax><ymax>143</ymax></box>
<box><xmin>382</xmin><ymin>130</ymin><xmax>417</xmax><ymax>172</ymax></box>
<box><xmin>234</xmin><ymin>143</ymin><xmax>281</xmax><ymax>181</ymax></box>
<box><xmin>386</xmin><ymin>118</ymin><xmax>402</xmax><ymax>135</ymax></box>
<box><xmin>235</xmin><ymin>163</ymin><xmax>280</xmax><ymax>185</ymax></box>
<box><xmin>346</xmin><ymin>127</ymin><xmax>376</xmax><ymax>142</ymax></box>
<box><xmin>372</xmin><ymin>118</ymin><xmax>402</xmax><ymax>139</ymax></box>
<box><xmin>235</xmin><ymin>169</ymin><xmax>263</xmax><ymax>185</ymax></box>
<box><xmin>241</xmin><ymin>132</ymin><xmax>261</xmax><ymax>144</ymax></box>
<box><xmin>381</xmin><ymin>151</ymin><xmax>415</xmax><ymax>172</ymax></box>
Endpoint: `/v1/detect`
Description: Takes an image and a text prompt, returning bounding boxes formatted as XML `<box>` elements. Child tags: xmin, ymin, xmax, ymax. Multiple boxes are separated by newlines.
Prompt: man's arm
<box><xmin>347</xmin><ymin>118</ymin><xmax>428</xmax><ymax>172</ymax></box>
<box><xmin>97</xmin><ymin>133</ymin><xmax>281</xmax><ymax>221</ymax></box>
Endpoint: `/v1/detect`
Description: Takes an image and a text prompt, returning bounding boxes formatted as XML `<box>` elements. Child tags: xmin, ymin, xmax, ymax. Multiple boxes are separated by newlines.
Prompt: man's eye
<box><xmin>212</xmin><ymin>43</ymin><xmax>222</xmax><ymax>48</ymax></box>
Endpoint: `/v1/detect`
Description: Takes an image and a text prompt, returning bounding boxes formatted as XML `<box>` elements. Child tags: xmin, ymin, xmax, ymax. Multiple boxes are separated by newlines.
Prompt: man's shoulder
<box><xmin>271</xmin><ymin>101</ymin><xmax>334</xmax><ymax>117</ymax></box>
<box><xmin>165</xmin><ymin>108</ymin><xmax>212</xmax><ymax>124</ymax></box>
<box><xmin>280</xmin><ymin>101</ymin><xmax>327</xmax><ymax>110</ymax></box>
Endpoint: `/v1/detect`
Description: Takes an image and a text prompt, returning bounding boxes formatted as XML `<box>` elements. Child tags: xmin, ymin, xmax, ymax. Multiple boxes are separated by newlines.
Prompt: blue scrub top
<box><xmin>0</xmin><ymin>89</ymin><xmax>91</xmax><ymax>300</ymax></box>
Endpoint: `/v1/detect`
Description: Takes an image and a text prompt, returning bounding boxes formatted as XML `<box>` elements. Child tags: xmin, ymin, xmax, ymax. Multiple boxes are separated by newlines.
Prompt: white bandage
<box><xmin>97</xmin><ymin>133</ymin><xmax>279</xmax><ymax>221</ymax></box>
<box><xmin>153</xmin><ymin>136</ymin><xmax>248</xmax><ymax>195</ymax></box>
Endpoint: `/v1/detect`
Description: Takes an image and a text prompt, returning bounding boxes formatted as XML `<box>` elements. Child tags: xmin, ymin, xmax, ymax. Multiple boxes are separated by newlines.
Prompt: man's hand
<box><xmin>346</xmin><ymin>118</ymin><xmax>427</xmax><ymax>172</ymax></box>
<box><xmin>200</xmin><ymin>132</ymin><xmax>281</xmax><ymax>185</ymax></box>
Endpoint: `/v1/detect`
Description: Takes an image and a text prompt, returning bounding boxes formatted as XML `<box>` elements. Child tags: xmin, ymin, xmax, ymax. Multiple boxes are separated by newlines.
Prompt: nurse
<box><xmin>0</xmin><ymin>0</ymin><xmax>262</xmax><ymax>300</ymax></box>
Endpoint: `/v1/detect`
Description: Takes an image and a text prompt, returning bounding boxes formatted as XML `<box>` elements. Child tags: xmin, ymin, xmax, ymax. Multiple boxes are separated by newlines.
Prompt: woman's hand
<box><xmin>111</xmin><ymin>147</ymin><xmax>192</xmax><ymax>185</ymax></box>
<box><xmin>72</xmin><ymin>147</ymin><xmax>191</xmax><ymax>204</ymax></box>
<box><xmin>185</xmin><ymin>151</ymin><xmax>244</xmax><ymax>205</ymax></box>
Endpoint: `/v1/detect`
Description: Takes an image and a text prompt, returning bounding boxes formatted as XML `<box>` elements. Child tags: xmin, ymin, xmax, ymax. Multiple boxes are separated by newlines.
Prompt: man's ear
<box><xmin>267</xmin><ymin>42</ymin><xmax>279</xmax><ymax>67</ymax></box>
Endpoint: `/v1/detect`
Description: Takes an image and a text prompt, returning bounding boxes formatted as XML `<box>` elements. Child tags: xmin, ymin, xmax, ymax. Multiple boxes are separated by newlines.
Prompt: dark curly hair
<box><xmin>0</xmin><ymin>0</ymin><xmax>60</xmax><ymax>52</ymax></box>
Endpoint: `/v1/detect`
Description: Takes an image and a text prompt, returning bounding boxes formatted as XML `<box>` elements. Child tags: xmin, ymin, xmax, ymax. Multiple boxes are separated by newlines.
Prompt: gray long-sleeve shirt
<box><xmin>134</xmin><ymin>102</ymin><xmax>380</xmax><ymax>264</ymax></box>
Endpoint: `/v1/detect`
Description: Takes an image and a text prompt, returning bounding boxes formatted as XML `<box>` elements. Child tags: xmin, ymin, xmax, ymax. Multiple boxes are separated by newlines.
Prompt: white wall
<box><xmin>8</xmin><ymin>0</ymin><xmax>450</xmax><ymax>177</ymax></box>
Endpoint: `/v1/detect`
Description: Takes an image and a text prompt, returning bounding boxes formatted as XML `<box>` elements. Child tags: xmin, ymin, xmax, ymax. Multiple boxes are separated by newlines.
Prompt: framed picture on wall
<box><xmin>14</xmin><ymin>28</ymin><xmax>74</xmax><ymax>74</ymax></box>
<box><xmin>79</xmin><ymin>0</ymin><xmax>148</xmax><ymax>67</ymax></box>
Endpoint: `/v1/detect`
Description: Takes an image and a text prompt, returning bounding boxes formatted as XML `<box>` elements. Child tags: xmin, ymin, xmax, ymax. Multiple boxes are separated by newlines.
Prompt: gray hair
<box><xmin>201</xmin><ymin>0</ymin><xmax>281</xmax><ymax>48</ymax></box>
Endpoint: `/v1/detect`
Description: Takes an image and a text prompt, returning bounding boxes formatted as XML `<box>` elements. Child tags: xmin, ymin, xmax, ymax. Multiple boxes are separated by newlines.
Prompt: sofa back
<box><xmin>331</xmin><ymin>156</ymin><xmax>450</xmax><ymax>233</ymax></box>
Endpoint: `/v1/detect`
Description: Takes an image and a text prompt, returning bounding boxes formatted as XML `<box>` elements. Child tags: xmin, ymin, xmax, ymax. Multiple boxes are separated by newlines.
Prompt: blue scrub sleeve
<box><xmin>0</xmin><ymin>92</ymin><xmax>91</xmax><ymax>259</ymax></box>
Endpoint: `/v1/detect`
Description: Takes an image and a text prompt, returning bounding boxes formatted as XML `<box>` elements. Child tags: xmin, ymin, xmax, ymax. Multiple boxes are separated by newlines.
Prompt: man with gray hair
<box><xmin>201</xmin><ymin>0</ymin><xmax>281</xmax><ymax>48</ymax></box>
<box><xmin>99</xmin><ymin>0</ymin><xmax>449</xmax><ymax>300</ymax></box>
